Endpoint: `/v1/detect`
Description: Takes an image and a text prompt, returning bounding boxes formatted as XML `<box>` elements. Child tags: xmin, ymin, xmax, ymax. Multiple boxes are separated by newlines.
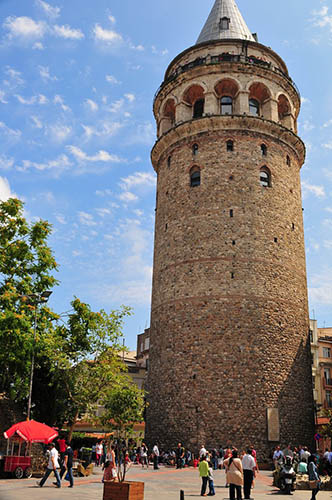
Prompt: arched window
<box><xmin>220</xmin><ymin>16</ymin><xmax>230</xmax><ymax>31</ymax></box>
<box><xmin>286</xmin><ymin>155</ymin><xmax>291</xmax><ymax>166</ymax></box>
<box><xmin>193</xmin><ymin>99</ymin><xmax>204</xmax><ymax>118</ymax></box>
<box><xmin>261</xmin><ymin>144</ymin><xmax>267</xmax><ymax>156</ymax></box>
<box><xmin>190</xmin><ymin>167</ymin><xmax>201</xmax><ymax>187</ymax></box>
<box><xmin>249</xmin><ymin>98</ymin><xmax>260</xmax><ymax>116</ymax></box>
<box><xmin>260</xmin><ymin>166</ymin><xmax>271</xmax><ymax>187</ymax></box>
<box><xmin>192</xmin><ymin>143</ymin><xmax>199</xmax><ymax>156</ymax></box>
<box><xmin>226</xmin><ymin>140</ymin><xmax>234</xmax><ymax>152</ymax></box>
<box><xmin>221</xmin><ymin>96</ymin><xmax>233</xmax><ymax>115</ymax></box>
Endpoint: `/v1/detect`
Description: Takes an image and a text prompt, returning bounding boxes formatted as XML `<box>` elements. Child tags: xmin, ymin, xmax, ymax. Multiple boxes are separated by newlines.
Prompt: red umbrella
<box><xmin>4</xmin><ymin>420</ymin><xmax>58</xmax><ymax>443</ymax></box>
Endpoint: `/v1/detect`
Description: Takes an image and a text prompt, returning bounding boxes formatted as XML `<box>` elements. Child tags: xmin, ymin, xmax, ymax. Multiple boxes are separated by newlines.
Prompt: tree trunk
<box><xmin>67</xmin><ymin>410</ymin><xmax>79</xmax><ymax>443</ymax></box>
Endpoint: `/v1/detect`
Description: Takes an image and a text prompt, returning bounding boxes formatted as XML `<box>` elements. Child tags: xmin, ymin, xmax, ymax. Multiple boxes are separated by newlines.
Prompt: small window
<box><xmin>220</xmin><ymin>16</ymin><xmax>230</xmax><ymax>31</ymax></box>
<box><xmin>274</xmin><ymin>237</ymin><xmax>278</xmax><ymax>243</ymax></box>
<box><xmin>231</xmin><ymin>272</ymin><xmax>234</xmax><ymax>279</ymax></box>
<box><xmin>167</xmin><ymin>156</ymin><xmax>171</xmax><ymax>168</ymax></box>
<box><xmin>260</xmin><ymin>166</ymin><xmax>271</xmax><ymax>187</ymax></box>
<box><xmin>261</xmin><ymin>144</ymin><xmax>267</xmax><ymax>156</ymax></box>
<box><xmin>226</xmin><ymin>140</ymin><xmax>234</xmax><ymax>152</ymax></box>
<box><xmin>193</xmin><ymin>99</ymin><xmax>204</xmax><ymax>118</ymax></box>
<box><xmin>232</xmin><ymin>240</ymin><xmax>236</xmax><ymax>245</ymax></box>
<box><xmin>190</xmin><ymin>167</ymin><xmax>201</xmax><ymax>187</ymax></box>
<box><xmin>292</xmin><ymin>223</ymin><xmax>295</xmax><ymax>231</ymax></box>
<box><xmin>323</xmin><ymin>347</ymin><xmax>331</xmax><ymax>358</ymax></box>
<box><xmin>221</xmin><ymin>96</ymin><xmax>233</xmax><ymax>115</ymax></box>
<box><xmin>286</xmin><ymin>155</ymin><xmax>291</xmax><ymax>166</ymax></box>
<box><xmin>192</xmin><ymin>143</ymin><xmax>199</xmax><ymax>156</ymax></box>
<box><xmin>249</xmin><ymin>98</ymin><xmax>260</xmax><ymax>116</ymax></box>
<box><xmin>230</xmin><ymin>209</ymin><xmax>233</xmax><ymax>217</ymax></box>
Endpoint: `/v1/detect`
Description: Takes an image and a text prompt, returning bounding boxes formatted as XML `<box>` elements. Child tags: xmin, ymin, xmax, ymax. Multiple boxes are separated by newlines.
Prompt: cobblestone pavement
<box><xmin>0</xmin><ymin>466</ymin><xmax>326</xmax><ymax>500</ymax></box>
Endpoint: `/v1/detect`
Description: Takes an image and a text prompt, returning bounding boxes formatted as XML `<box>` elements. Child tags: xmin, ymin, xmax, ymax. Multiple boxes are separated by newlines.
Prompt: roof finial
<box><xmin>196</xmin><ymin>0</ymin><xmax>255</xmax><ymax>44</ymax></box>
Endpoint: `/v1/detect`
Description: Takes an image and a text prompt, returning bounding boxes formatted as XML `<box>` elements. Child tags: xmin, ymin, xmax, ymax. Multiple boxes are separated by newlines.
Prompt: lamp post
<box><xmin>21</xmin><ymin>291</ymin><xmax>52</xmax><ymax>420</ymax></box>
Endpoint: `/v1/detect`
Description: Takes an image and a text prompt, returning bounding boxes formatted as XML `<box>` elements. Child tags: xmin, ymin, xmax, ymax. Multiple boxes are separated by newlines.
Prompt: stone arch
<box><xmin>159</xmin><ymin>98</ymin><xmax>176</xmax><ymax>135</ymax></box>
<box><xmin>248</xmin><ymin>81</ymin><xmax>273</xmax><ymax>119</ymax></box>
<box><xmin>182</xmin><ymin>84</ymin><xmax>206</xmax><ymax>120</ymax></box>
<box><xmin>214</xmin><ymin>78</ymin><xmax>240</xmax><ymax>115</ymax></box>
<box><xmin>277</xmin><ymin>94</ymin><xmax>294</xmax><ymax>130</ymax></box>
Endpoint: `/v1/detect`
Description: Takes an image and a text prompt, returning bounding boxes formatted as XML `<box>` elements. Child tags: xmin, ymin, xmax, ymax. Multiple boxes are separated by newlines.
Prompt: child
<box><xmin>208</xmin><ymin>459</ymin><xmax>216</xmax><ymax>496</ymax></box>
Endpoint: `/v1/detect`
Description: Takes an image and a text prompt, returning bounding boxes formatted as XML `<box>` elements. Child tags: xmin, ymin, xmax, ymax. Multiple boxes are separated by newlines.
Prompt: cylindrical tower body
<box><xmin>146</xmin><ymin>7</ymin><xmax>314</xmax><ymax>459</ymax></box>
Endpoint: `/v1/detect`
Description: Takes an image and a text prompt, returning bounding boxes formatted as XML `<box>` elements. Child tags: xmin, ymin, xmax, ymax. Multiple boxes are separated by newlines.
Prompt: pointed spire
<box><xmin>196</xmin><ymin>0</ymin><xmax>255</xmax><ymax>44</ymax></box>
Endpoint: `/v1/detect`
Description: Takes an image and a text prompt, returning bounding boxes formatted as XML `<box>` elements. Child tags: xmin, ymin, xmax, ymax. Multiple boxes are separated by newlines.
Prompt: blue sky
<box><xmin>0</xmin><ymin>0</ymin><xmax>332</xmax><ymax>348</ymax></box>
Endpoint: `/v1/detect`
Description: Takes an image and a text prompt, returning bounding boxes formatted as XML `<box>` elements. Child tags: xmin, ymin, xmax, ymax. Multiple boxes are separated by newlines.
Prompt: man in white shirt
<box><xmin>153</xmin><ymin>443</ymin><xmax>160</xmax><ymax>470</ymax></box>
<box><xmin>242</xmin><ymin>449</ymin><xmax>256</xmax><ymax>499</ymax></box>
<box><xmin>37</xmin><ymin>442</ymin><xmax>61</xmax><ymax>488</ymax></box>
<box><xmin>199</xmin><ymin>445</ymin><xmax>207</xmax><ymax>459</ymax></box>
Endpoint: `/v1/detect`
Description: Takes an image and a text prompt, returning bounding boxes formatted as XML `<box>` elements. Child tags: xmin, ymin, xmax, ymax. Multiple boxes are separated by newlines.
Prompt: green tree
<box><xmin>0</xmin><ymin>198</ymin><xmax>58</xmax><ymax>401</ymax></box>
<box><xmin>101</xmin><ymin>385</ymin><xmax>145</xmax><ymax>481</ymax></box>
<box><xmin>36</xmin><ymin>298</ymin><xmax>132</xmax><ymax>440</ymax></box>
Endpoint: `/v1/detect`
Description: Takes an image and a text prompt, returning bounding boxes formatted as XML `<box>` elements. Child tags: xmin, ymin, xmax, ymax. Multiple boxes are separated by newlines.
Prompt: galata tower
<box><xmin>146</xmin><ymin>0</ymin><xmax>315</xmax><ymax>460</ymax></box>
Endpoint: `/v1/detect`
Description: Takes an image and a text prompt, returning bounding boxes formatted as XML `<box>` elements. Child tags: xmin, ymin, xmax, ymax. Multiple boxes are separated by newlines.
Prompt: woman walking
<box><xmin>308</xmin><ymin>454</ymin><xmax>320</xmax><ymax>500</ymax></box>
<box><xmin>224</xmin><ymin>449</ymin><xmax>243</xmax><ymax>500</ymax></box>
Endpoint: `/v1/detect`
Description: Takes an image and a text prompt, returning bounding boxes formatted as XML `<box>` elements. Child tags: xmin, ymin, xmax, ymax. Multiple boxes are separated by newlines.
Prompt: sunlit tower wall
<box><xmin>146</xmin><ymin>0</ymin><xmax>315</xmax><ymax>459</ymax></box>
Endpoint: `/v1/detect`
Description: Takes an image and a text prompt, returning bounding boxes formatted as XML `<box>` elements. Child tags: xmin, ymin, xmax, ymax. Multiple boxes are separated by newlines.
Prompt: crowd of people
<box><xmin>33</xmin><ymin>436</ymin><xmax>329</xmax><ymax>498</ymax></box>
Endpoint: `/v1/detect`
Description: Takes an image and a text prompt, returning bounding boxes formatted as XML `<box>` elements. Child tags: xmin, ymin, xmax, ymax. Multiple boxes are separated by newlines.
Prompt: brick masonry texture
<box><xmin>146</xmin><ymin>40</ymin><xmax>315</xmax><ymax>461</ymax></box>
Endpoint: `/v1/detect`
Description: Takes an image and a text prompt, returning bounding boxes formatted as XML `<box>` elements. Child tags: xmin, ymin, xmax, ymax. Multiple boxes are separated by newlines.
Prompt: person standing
<box><xmin>200</xmin><ymin>445</ymin><xmax>208</xmax><ymax>459</ymax></box>
<box><xmin>242</xmin><ymin>449</ymin><xmax>256</xmax><ymax>500</ymax></box>
<box><xmin>140</xmin><ymin>442</ymin><xmax>149</xmax><ymax>468</ymax></box>
<box><xmin>207</xmin><ymin>459</ymin><xmax>216</xmax><ymax>496</ymax></box>
<box><xmin>60</xmin><ymin>442</ymin><xmax>74</xmax><ymax>488</ymax></box>
<box><xmin>224</xmin><ymin>449</ymin><xmax>243</xmax><ymax>500</ymax></box>
<box><xmin>37</xmin><ymin>442</ymin><xmax>61</xmax><ymax>488</ymax></box>
<box><xmin>176</xmin><ymin>443</ymin><xmax>185</xmax><ymax>469</ymax></box>
<box><xmin>308</xmin><ymin>454</ymin><xmax>320</xmax><ymax>500</ymax></box>
<box><xmin>199</xmin><ymin>455</ymin><xmax>209</xmax><ymax>497</ymax></box>
<box><xmin>96</xmin><ymin>441</ymin><xmax>103</xmax><ymax>466</ymax></box>
<box><xmin>153</xmin><ymin>443</ymin><xmax>160</xmax><ymax>470</ymax></box>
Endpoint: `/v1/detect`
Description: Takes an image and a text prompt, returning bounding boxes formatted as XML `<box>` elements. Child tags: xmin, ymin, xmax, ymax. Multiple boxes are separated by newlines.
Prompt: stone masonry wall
<box><xmin>146</xmin><ymin>41</ymin><xmax>315</xmax><ymax>461</ymax></box>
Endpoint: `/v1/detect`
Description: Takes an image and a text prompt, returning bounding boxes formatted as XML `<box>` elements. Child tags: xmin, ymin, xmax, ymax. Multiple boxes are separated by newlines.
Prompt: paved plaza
<box><xmin>0</xmin><ymin>466</ymin><xmax>329</xmax><ymax>500</ymax></box>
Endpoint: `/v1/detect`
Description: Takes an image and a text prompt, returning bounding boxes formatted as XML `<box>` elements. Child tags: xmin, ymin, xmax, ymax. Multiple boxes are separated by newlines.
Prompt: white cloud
<box><xmin>323</xmin><ymin>142</ymin><xmax>332</xmax><ymax>149</ymax></box>
<box><xmin>0</xmin><ymin>121</ymin><xmax>21</xmax><ymax>141</ymax></box>
<box><xmin>78</xmin><ymin>211</ymin><xmax>97</xmax><ymax>226</ymax></box>
<box><xmin>49</xmin><ymin>124</ymin><xmax>72</xmax><ymax>143</ymax></box>
<box><xmin>95</xmin><ymin>207</ymin><xmax>112</xmax><ymax>217</ymax></box>
<box><xmin>109</xmin><ymin>98</ymin><xmax>124</xmax><ymax>113</ymax></box>
<box><xmin>85</xmin><ymin>99</ymin><xmax>98</xmax><ymax>112</ymax></box>
<box><xmin>55</xmin><ymin>214</ymin><xmax>66</xmax><ymax>224</ymax></box>
<box><xmin>125</xmin><ymin>93</ymin><xmax>135</xmax><ymax>103</ymax></box>
<box><xmin>31</xmin><ymin>116</ymin><xmax>43</xmax><ymax>129</ymax></box>
<box><xmin>0</xmin><ymin>91</ymin><xmax>7</xmax><ymax>104</ymax></box>
<box><xmin>18</xmin><ymin>154</ymin><xmax>72</xmax><ymax>173</ymax></box>
<box><xmin>15</xmin><ymin>94</ymin><xmax>37</xmax><ymax>105</ymax></box>
<box><xmin>38</xmin><ymin>94</ymin><xmax>48</xmax><ymax>104</ymax></box>
<box><xmin>81</xmin><ymin>120</ymin><xmax>123</xmax><ymax>139</ymax></box>
<box><xmin>39</xmin><ymin>66</ymin><xmax>57</xmax><ymax>82</ymax></box>
<box><xmin>323</xmin><ymin>119</ymin><xmax>332</xmax><ymax>128</ymax></box>
<box><xmin>106</xmin><ymin>75</ymin><xmax>120</xmax><ymax>84</ymax></box>
<box><xmin>300</xmin><ymin>120</ymin><xmax>314</xmax><ymax>133</ymax></box>
<box><xmin>130</xmin><ymin>43</ymin><xmax>144</xmax><ymax>51</ymax></box>
<box><xmin>67</xmin><ymin>145</ymin><xmax>124</xmax><ymax>163</ymax></box>
<box><xmin>93</xmin><ymin>24</ymin><xmax>123</xmax><ymax>45</ymax></box>
<box><xmin>301</xmin><ymin>97</ymin><xmax>310</xmax><ymax>105</ymax></box>
<box><xmin>309</xmin><ymin>268</ymin><xmax>332</xmax><ymax>306</ymax></box>
<box><xmin>0</xmin><ymin>177</ymin><xmax>16</xmax><ymax>201</ymax></box>
<box><xmin>33</xmin><ymin>41</ymin><xmax>44</xmax><ymax>50</ymax></box>
<box><xmin>120</xmin><ymin>172</ymin><xmax>156</xmax><ymax>190</ymax></box>
<box><xmin>53</xmin><ymin>94</ymin><xmax>70</xmax><ymax>111</ymax></box>
<box><xmin>53</xmin><ymin>25</ymin><xmax>84</xmax><ymax>40</ymax></box>
<box><xmin>301</xmin><ymin>179</ymin><xmax>325</xmax><ymax>198</ymax></box>
<box><xmin>312</xmin><ymin>5</ymin><xmax>332</xmax><ymax>32</ymax></box>
<box><xmin>5</xmin><ymin>67</ymin><xmax>24</xmax><ymax>86</ymax></box>
<box><xmin>0</xmin><ymin>155</ymin><xmax>14</xmax><ymax>170</ymax></box>
<box><xmin>3</xmin><ymin>16</ymin><xmax>46</xmax><ymax>39</ymax></box>
<box><xmin>118</xmin><ymin>191</ymin><xmax>139</xmax><ymax>202</ymax></box>
<box><xmin>36</xmin><ymin>0</ymin><xmax>60</xmax><ymax>19</ymax></box>
<box><xmin>127</xmin><ymin>122</ymin><xmax>155</xmax><ymax>145</ymax></box>
<box><xmin>108</xmin><ymin>15</ymin><xmax>116</xmax><ymax>24</ymax></box>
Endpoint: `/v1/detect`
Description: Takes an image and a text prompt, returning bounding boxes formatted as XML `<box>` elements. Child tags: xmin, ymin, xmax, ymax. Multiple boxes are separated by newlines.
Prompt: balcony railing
<box><xmin>324</xmin><ymin>399</ymin><xmax>332</xmax><ymax>409</ymax></box>
<box><xmin>154</xmin><ymin>53</ymin><xmax>300</xmax><ymax>103</ymax></box>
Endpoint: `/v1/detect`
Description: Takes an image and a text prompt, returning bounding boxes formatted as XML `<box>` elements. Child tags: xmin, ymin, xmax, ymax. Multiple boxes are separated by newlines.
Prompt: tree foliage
<box><xmin>0</xmin><ymin>198</ymin><xmax>59</xmax><ymax>400</ymax></box>
<box><xmin>101</xmin><ymin>384</ymin><xmax>145</xmax><ymax>481</ymax></box>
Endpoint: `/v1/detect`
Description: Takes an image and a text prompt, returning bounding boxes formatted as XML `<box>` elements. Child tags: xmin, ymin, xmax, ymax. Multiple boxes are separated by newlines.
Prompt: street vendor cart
<box><xmin>1</xmin><ymin>419</ymin><xmax>58</xmax><ymax>479</ymax></box>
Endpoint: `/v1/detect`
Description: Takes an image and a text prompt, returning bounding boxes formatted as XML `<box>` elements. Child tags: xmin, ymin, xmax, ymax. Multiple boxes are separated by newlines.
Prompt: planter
<box><xmin>103</xmin><ymin>480</ymin><xmax>144</xmax><ymax>500</ymax></box>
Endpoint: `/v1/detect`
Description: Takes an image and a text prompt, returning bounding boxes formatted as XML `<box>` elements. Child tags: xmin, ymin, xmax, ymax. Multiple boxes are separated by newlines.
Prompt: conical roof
<box><xmin>196</xmin><ymin>0</ymin><xmax>255</xmax><ymax>44</ymax></box>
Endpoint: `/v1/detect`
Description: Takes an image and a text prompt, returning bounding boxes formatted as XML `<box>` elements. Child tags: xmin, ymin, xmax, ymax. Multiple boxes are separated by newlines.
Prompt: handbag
<box><xmin>309</xmin><ymin>480</ymin><xmax>318</xmax><ymax>489</ymax></box>
<box><xmin>64</xmin><ymin>472</ymin><xmax>70</xmax><ymax>481</ymax></box>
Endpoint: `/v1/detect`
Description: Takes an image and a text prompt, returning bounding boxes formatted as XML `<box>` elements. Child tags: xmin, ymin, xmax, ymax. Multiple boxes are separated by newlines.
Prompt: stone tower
<box><xmin>146</xmin><ymin>0</ymin><xmax>314</xmax><ymax>459</ymax></box>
